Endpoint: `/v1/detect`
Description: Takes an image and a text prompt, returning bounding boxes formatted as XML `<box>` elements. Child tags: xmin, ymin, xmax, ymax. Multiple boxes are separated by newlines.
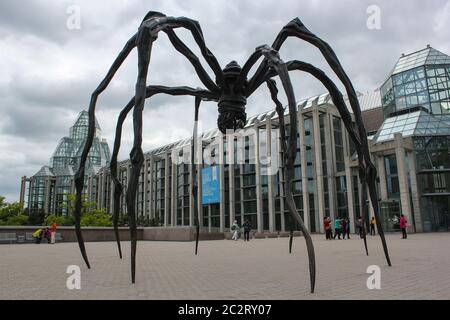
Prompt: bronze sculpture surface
<box><xmin>74</xmin><ymin>11</ymin><xmax>392</xmax><ymax>293</ymax></box>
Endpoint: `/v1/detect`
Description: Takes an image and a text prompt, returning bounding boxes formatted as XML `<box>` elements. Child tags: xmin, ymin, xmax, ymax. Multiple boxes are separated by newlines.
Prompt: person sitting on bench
<box><xmin>32</xmin><ymin>228</ymin><xmax>43</xmax><ymax>244</ymax></box>
<box><xmin>43</xmin><ymin>228</ymin><xmax>52</xmax><ymax>244</ymax></box>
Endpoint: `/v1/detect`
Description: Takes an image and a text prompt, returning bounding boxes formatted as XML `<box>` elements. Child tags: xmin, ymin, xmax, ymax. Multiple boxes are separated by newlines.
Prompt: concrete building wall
<box><xmin>25</xmin><ymin>102</ymin><xmax>429</xmax><ymax>234</ymax></box>
<box><xmin>87</xmin><ymin>102</ymin><xmax>407</xmax><ymax>234</ymax></box>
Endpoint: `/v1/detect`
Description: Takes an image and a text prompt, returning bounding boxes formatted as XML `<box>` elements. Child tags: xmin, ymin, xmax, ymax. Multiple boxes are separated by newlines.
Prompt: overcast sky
<box><xmin>0</xmin><ymin>0</ymin><xmax>449</xmax><ymax>202</ymax></box>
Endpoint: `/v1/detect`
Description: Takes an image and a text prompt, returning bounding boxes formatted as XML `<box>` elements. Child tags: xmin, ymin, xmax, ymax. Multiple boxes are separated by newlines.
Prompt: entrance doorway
<box><xmin>421</xmin><ymin>195</ymin><xmax>450</xmax><ymax>232</ymax></box>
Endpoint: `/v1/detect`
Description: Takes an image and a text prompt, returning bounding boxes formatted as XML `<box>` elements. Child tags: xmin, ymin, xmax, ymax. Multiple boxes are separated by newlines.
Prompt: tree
<box><xmin>44</xmin><ymin>214</ymin><xmax>74</xmax><ymax>226</ymax></box>
<box><xmin>26</xmin><ymin>208</ymin><xmax>46</xmax><ymax>226</ymax></box>
<box><xmin>0</xmin><ymin>196</ymin><xmax>6</xmax><ymax>208</ymax></box>
<box><xmin>59</xmin><ymin>193</ymin><xmax>97</xmax><ymax>216</ymax></box>
<box><xmin>57</xmin><ymin>193</ymin><xmax>112</xmax><ymax>227</ymax></box>
<box><xmin>0</xmin><ymin>200</ymin><xmax>28</xmax><ymax>226</ymax></box>
<box><xmin>80</xmin><ymin>209</ymin><xmax>112</xmax><ymax>227</ymax></box>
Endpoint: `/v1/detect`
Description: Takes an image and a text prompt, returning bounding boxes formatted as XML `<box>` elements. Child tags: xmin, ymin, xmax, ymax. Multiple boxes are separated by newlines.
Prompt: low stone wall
<box><xmin>0</xmin><ymin>226</ymin><xmax>139</xmax><ymax>243</ymax></box>
<box><xmin>0</xmin><ymin>226</ymin><xmax>224</xmax><ymax>243</ymax></box>
<box><xmin>142</xmin><ymin>227</ymin><xmax>224</xmax><ymax>241</ymax></box>
<box><xmin>224</xmin><ymin>231</ymin><xmax>302</xmax><ymax>240</ymax></box>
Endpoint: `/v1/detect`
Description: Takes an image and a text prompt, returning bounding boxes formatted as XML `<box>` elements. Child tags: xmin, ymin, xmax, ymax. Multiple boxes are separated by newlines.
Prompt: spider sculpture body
<box><xmin>74</xmin><ymin>11</ymin><xmax>392</xmax><ymax>294</ymax></box>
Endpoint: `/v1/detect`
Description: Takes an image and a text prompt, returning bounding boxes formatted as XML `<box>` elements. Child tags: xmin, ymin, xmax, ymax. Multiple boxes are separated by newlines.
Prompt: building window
<box><xmin>414</xmin><ymin>136</ymin><xmax>450</xmax><ymax>170</ymax></box>
<box><xmin>336</xmin><ymin>176</ymin><xmax>348</xmax><ymax>218</ymax></box>
<box><xmin>333</xmin><ymin>116</ymin><xmax>345</xmax><ymax>172</ymax></box>
<box><xmin>384</xmin><ymin>154</ymin><xmax>400</xmax><ymax>197</ymax></box>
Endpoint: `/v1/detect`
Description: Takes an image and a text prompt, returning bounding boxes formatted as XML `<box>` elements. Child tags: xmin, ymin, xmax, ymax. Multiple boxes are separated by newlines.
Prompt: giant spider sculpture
<box><xmin>74</xmin><ymin>11</ymin><xmax>392</xmax><ymax>294</ymax></box>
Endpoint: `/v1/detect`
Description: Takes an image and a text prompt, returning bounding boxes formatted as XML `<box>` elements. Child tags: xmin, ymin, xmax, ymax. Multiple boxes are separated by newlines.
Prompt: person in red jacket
<box><xmin>324</xmin><ymin>217</ymin><xmax>332</xmax><ymax>240</ymax></box>
<box><xmin>400</xmin><ymin>214</ymin><xmax>408</xmax><ymax>239</ymax></box>
<box><xmin>51</xmin><ymin>222</ymin><xmax>57</xmax><ymax>244</ymax></box>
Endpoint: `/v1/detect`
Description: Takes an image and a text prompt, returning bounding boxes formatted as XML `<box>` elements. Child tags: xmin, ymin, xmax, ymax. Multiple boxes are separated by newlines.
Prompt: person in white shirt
<box><xmin>231</xmin><ymin>220</ymin><xmax>240</xmax><ymax>241</ymax></box>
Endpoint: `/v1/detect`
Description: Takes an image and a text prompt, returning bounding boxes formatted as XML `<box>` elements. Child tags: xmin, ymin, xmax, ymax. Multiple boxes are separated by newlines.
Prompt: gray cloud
<box><xmin>0</xmin><ymin>0</ymin><xmax>449</xmax><ymax>202</ymax></box>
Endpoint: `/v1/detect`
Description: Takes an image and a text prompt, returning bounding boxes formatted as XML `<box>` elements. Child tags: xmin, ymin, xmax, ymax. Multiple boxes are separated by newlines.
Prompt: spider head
<box><xmin>217</xmin><ymin>61</ymin><xmax>248</xmax><ymax>134</ymax></box>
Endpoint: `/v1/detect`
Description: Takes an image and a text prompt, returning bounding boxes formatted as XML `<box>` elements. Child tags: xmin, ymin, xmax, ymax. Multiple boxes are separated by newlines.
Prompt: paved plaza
<box><xmin>1</xmin><ymin>233</ymin><xmax>449</xmax><ymax>300</ymax></box>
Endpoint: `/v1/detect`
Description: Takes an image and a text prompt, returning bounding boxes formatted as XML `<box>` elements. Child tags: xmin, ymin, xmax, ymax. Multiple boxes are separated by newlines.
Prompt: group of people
<box><xmin>231</xmin><ymin>219</ymin><xmax>252</xmax><ymax>241</ymax></box>
<box><xmin>325</xmin><ymin>214</ymin><xmax>409</xmax><ymax>240</ymax></box>
<box><xmin>356</xmin><ymin>214</ymin><xmax>409</xmax><ymax>239</ymax></box>
<box><xmin>324</xmin><ymin>216</ymin><xmax>351</xmax><ymax>240</ymax></box>
<box><xmin>230</xmin><ymin>214</ymin><xmax>409</xmax><ymax>242</ymax></box>
<box><xmin>355</xmin><ymin>217</ymin><xmax>377</xmax><ymax>237</ymax></box>
<box><xmin>33</xmin><ymin>223</ymin><xmax>57</xmax><ymax>244</ymax></box>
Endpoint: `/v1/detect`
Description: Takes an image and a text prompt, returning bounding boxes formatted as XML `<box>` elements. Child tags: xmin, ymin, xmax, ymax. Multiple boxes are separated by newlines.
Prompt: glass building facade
<box><xmin>22</xmin><ymin>111</ymin><xmax>111</xmax><ymax>216</ymax></box>
<box><xmin>85</xmin><ymin>46</ymin><xmax>449</xmax><ymax>235</ymax></box>
<box><xmin>88</xmin><ymin>91</ymin><xmax>366</xmax><ymax>235</ymax></box>
<box><xmin>374</xmin><ymin>46</ymin><xmax>450</xmax><ymax>233</ymax></box>
<box><xmin>22</xmin><ymin>47</ymin><xmax>450</xmax><ymax>234</ymax></box>
<box><xmin>381</xmin><ymin>46</ymin><xmax>450</xmax><ymax>117</ymax></box>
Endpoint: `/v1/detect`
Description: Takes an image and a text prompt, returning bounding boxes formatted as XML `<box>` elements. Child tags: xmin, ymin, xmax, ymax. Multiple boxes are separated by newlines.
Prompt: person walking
<box><xmin>344</xmin><ymin>218</ymin><xmax>351</xmax><ymax>239</ymax></box>
<box><xmin>370</xmin><ymin>217</ymin><xmax>376</xmax><ymax>236</ymax></box>
<box><xmin>333</xmin><ymin>217</ymin><xmax>341</xmax><ymax>240</ymax></box>
<box><xmin>324</xmin><ymin>217</ymin><xmax>333</xmax><ymax>240</ymax></box>
<box><xmin>243</xmin><ymin>220</ymin><xmax>251</xmax><ymax>242</ymax></box>
<box><xmin>400</xmin><ymin>214</ymin><xmax>408</xmax><ymax>239</ymax></box>
<box><xmin>50</xmin><ymin>222</ymin><xmax>57</xmax><ymax>244</ymax></box>
<box><xmin>340</xmin><ymin>218</ymin><xmax>347</xmax><ymax>240</ymax></box>
<box><xmin>357</xmin><ymin>217</ymin><xmax>363</xmax><ymax>238</ymax></box>
<box><xmin>231</xmin><ymin>220</ymin><xmax>240</xmax><ymax>241</ymax></box>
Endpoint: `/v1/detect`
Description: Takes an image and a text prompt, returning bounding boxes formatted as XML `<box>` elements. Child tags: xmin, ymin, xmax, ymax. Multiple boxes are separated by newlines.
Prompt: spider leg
<box><xmin>270</xmin><ymin>19</ymin><xmax>391</xmax><ymax>266</ymax></box>
<box><xmin>110</xmin><ymin>106</ymin><xmax>127</xmax><ymax>259</ymax></box>
<box><xmin>129</xmin><ymin>33</ymin><xmax>217</xmax><ymax>283</ymax></box>
<box><xmin>262</xmin><ymin>60</ymin><xmax>370</xmax><ymax>255</ymax></box>
<box><xmin>74</xmin><ymin>11</ymin><xmax>222</xmax><ymax>272</ymax></box>
<box><xmin>289</xmin><ymin>227</ymin><xmax>294</xmax><ymax>254</ymax></box>
<box><xmin>264</xmin><ymin>78</ymin><xmax>294</xmax><ymax>255</ymax></box>
<box><xmin>165</xmin><ymin>30</ymin><xmax>220</xmax><ymax>94</ymax></box>
<box><xmin>141</xmin><ymin>15</ymin><xmax>224</xmax><ymax>86</ymax></box>
<box><xmin>262</xmin><ymin>47</ymin><xmax>316</xmax><ymax>294</ymax></box>
<box><xmin>72</xmin><ymin>11</ymin><xmax>167</xmax><ymax>270</ymax></box>
<box><xmin>73</xmin><ymin>32</ymin><xmax>139</xmax><ymax>269</ymax></box>
<box><xmin>125</xmin><ymin>27</ymin><xmax>155</xmax><ymax>284</ymax></box>
<box><xmin>110</xmin><ymin>87</ymin><xmax>216</xmax><ymax>260</ymax></box>
<box><xmin>192</xmin><ymin>97</ymin><xmax>201</xmax><ymax>255</ymax></box>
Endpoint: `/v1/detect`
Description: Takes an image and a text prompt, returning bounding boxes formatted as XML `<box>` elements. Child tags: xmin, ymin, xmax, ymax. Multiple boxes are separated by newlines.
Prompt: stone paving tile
<box><xmin>1</xmin><ymin>233</ymin><xmax>449</xmax><ymax>300</ymax></box>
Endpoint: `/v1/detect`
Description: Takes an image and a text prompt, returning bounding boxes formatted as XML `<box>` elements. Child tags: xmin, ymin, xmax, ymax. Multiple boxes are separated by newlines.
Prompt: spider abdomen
<box><xmin>217</xmin><ymin>95</ymin><xmax>247</xmax><ymax>133</ymax></box>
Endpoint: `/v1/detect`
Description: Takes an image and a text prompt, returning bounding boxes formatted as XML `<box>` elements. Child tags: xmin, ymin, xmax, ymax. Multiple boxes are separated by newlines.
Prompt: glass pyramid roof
<box><xmin>33</xmin><ymin>166</ymin><xmax>54</xmax><ymax>177</ymax></box>
<box><xmin>43</xmin><ymin>110</ymin><xmax>111</xmax><ymax>176</ymax></box>
<box><xmin>373</xmin><ymin>110</ymin><xmax>450</xmax><ymax>143</ymax></box>
<box><xmin>391</xmin><ymin>47</ymin><xmax>450</xmax><ymax>76</ymax></box>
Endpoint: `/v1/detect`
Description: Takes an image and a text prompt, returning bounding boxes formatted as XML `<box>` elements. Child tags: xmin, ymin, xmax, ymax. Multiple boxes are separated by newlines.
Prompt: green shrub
<box><xmin>0</xmin><ymin>201</ymin><xmax>28</xmax><ymax>226</ymax></box>
<box><xmin>6</xmin><ymin>215</ymin><xmax>29</xmax><ymax>226</ymax></box>
<box><xmin>80</xmin><ymin>209</ymin><xmax>112</xmax><ymax>227</ymax></box>
<box><xmin>44</xmin><ymin>215</ymin><xmax>69</xmax><ymax>226</ymax></box>
<box><xmin>27</xmin><ymin>209</ymin><xmax>45</xmax><ymax>226</ymax></box>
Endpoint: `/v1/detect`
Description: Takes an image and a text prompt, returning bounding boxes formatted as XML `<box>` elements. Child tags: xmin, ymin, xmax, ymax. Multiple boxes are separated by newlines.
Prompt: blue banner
<box><xmin>201</xmin><ymin>166</ymin><xmax>220</xmax><ymax>205</ymax></box>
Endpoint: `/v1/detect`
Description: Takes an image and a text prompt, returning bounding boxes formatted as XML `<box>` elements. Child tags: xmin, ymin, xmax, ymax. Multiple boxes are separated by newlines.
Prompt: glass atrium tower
<box><xmin>22</xmin><ymin>111</ymin><xmax>111</xmax><ymax>216</ymax></box>
<box><xmin>381</xmin><ymin>46</ymin><xmax>450</xmax><ymax>117</ymax></box>
<box><xmin>374</xmin><ymin>46</ymin><xmax>450</xmax><ymax>232</ymax></box>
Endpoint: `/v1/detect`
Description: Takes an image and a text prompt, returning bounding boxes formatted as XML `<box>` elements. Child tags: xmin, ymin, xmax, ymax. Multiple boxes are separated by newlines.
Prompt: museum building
<box><xmin>21</xmin><ymin>46</ymin><xmax>450</xmax><ymax>234</ymax></box>
<box><xmin>20</xmin><ymin>111</ymin><xmax>111</xmax><ymax>216</ymax></box>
